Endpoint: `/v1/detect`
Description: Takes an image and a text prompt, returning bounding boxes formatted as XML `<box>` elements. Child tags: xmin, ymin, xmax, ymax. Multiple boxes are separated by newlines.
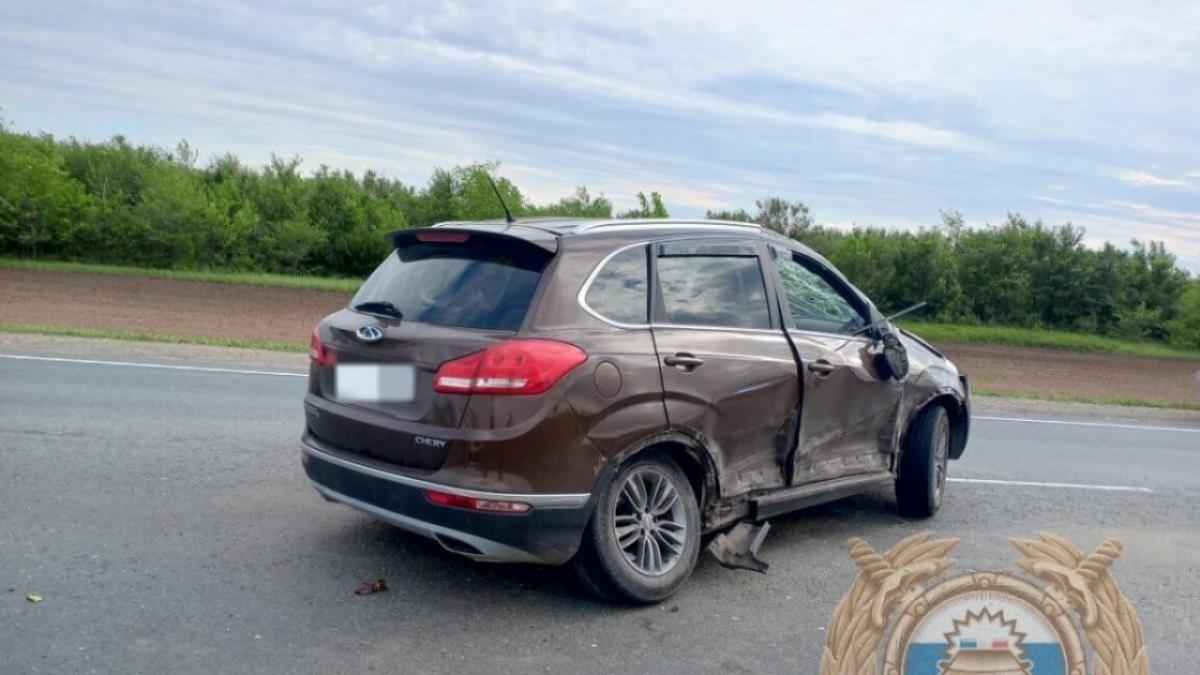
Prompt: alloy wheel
<box><xmin>933</xmin><ymin>413</ymin><xmax>949</xmax><ymax>505</ymax></box>
<box><xmin>612</xmin><ymin>468</ymin><xmax>688</xmax><ymax>576</ymax></box>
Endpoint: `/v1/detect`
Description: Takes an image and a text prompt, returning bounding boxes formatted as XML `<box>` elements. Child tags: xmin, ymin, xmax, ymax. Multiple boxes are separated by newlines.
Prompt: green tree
<box><xmin>451</xmin><ymin>163</ymin><xmax>524</xmax><ymax>221</ymax></box>
<box><xmin>1113</xmin><ymin>241</ymin><xmax>1189</xmax><ymax>340</ymax></box>
<box><xmin>527</xmin><ymin>187</ymin><xmax>613</xmax><ymax>217</ymax></box>
<box><xmin>0</xmin><ymin>131</ymin><xmax>90</xmax><ymax>256</ymax></box>
<box><xmin>1165</xmin><ymin>279</ymin><xmax>1200</xmax><ymax>349</ymax></box>
<box><xmin>129</xmin><ymin>161</ymin><xmax>219</xmax><ymax>267</ymax></box>
<box><xmin>709</xmin><ymin>198</ymin><xmax>841</xmax><ymax>253</ymax></box>
<box><xmin>618</xmin><ymin>191</ymin><xmax>669</xmax><ymax>218</ymax></box>
<box><xmin>754</xmin><ymin>197</ymin><xmax>813</xmax><ymax>238</ymax></box>
<box><xmin>58</xmin><ymin>134</ymin><xmax>168</xmax><ymax>261</ymax></box>
<box><xmin>1</xmin><ymin>123</ymin><xmax>1195</xmax><ymax>349</ymax></box>
<box><xmin>705</xmin><ymin>207</ymin><xmax>753</xmax><ymax>222</ymax></box>
<box><xmin>880</xmin><ymin>229</ymin><xmax>962</xmax><ymax>318</ymax></box>
<box><xmin>408</xmin><ymin>162</ymin><xmax>526</xmax><ymax>226</ymax></box>
<box><xmin>412</xmin><ymin>168</ymin><xmax>457</xmax><ymax>228</ymax></box>
<box><xmin>245</xmin><ymin>156</ymin><xmax>325</xmax><ymax>272</ymax></box>
<box><xmin>955</xmin><ymin>216</ymin><xmax>1038</xmax><ymax>325</ymax></box>
<box><xmin>306</xmin><ymin>167</ymin><xmax>403</xmax><ymax>275</ymax></box>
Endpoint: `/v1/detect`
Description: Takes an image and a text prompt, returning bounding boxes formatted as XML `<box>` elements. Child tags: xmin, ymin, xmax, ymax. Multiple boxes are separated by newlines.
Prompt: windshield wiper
<box><xmin>353</xmin><ymin>300</ymin><xmax>403</xmax><ymax>320</ymax></box>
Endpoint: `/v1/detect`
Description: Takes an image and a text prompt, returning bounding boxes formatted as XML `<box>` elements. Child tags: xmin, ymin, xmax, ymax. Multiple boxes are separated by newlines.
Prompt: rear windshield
<box><xmin>351</xmin><ymin>238</ymin><xmax>548</xmax><ymax>331</ymax></box>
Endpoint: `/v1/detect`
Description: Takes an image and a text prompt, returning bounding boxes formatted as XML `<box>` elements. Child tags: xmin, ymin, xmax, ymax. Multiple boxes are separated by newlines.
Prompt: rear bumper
<box><xmin>301</xmin><ymin>434</ymin><xmax>596</xmax><ymax>564</ymax></box>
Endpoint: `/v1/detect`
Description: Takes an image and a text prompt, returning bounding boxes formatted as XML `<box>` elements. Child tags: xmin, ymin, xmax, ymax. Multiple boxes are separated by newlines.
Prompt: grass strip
<box><xmin>903</xmin><ymin>321</ymin><xmax>1200</xmax><ymax>361</ymax></box>
<box><xmin>0</xmin><ymin>257</ymin><xmax>361</xmax><ymax>293</ymax></box>
<box><xmin>973</xmin><ymin>387</ymin><xmax>1200</xmax><ymax>412</ymax></box>
<box><xmin>0</xmin><ymin>323</ymin><xmax>305</xmax><ymax>352</ymax></box>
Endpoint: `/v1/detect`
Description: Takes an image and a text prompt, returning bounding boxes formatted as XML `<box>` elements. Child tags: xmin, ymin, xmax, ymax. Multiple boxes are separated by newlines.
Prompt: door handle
<box><xmin>664</xmin><ymin>353</ymin><xmax>705</xmax><ymax>370</ymax></box>
<box><xmin>808</xmin><ymin>359</ymin><xmax>835</xmax><ymax>376</ymax></box>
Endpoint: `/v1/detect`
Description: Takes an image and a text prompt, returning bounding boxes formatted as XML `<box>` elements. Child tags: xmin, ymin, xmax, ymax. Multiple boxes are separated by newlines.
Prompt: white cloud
<box><xmin>1033</xmin><ymin>199</ymin><xmax>1200</xmax><ymax>270</ymax></box>
<box><xmin>1029</xmin><ymin>195</ymin><xmax>1074</xmax><ymax>206</ymax></box>
<box><xmin>1106</xmin><ymin>200</ymin><xmax>1200</xmax><ymax>224</ymax></box>
<box><xmin>1117</xmin><ymin>170</ymin><xmax>1189</xmax><ymax>187</ymax></box>
<box><xmin>809</xmin><ymin>114</ymin><xmax>966</xmax><ymax>148</ymax></box>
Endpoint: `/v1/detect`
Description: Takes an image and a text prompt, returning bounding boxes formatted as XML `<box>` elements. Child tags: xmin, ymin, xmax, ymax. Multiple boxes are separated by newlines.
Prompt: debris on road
<box><xmin>353</xmin><ymin>579</ymin><xmax>387</xmax><ymax>596</ymax></box>
<box><xmin>707</xmin><ymin>521</ymin><xmax>771</xmax><ymax>573</ymax></box>
<box><xmin>26</xmin><ymin>593</ymin><xmax>42</xmax><ymax>603</ymax></box>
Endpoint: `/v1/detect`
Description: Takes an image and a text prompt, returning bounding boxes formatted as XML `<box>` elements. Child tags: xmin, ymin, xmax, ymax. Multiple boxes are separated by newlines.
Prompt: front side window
<box><xmin>584</xmin><ymin>246</ymin><xmax>648</xmax><ymax>324</ymax></box>
<box><xmin>772</xmin><ymin>251</ymin><xmax>865</xmax><ymax>333</ymax></box>
<box><xmin>656</xmin><ymin>255</ymin><xmax>770</xmax><ymax>329</ymax></box>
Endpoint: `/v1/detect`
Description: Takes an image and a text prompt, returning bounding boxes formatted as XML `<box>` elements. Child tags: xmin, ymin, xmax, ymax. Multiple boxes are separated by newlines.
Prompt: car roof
<box><xmin>432</xmin><ymin>216</ymin><xmax>757</xmax><ymax>235</ymax></box>
<box><xmin>428</xmin><ymin>217</ymin><xmax>826</xmax><ymax>261</ymax></box>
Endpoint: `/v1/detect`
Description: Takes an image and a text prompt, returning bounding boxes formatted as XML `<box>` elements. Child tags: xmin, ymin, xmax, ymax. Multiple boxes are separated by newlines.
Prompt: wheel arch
<box><xmin>610</xmin><ymin>431</ymin><xmax>720</xmax><ymax>511</ymax></box>
<box><xmin>901</xmin><ymin>392</ymin><xmax>969</xmax><ymax>461</ymax></box>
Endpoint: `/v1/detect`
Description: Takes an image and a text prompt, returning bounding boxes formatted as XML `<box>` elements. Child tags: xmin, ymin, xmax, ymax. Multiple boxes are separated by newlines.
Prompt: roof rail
<box><xmin>573</xmin><ymin>219</ymin><xmax>761</xmax><ymax>234</ymax></box>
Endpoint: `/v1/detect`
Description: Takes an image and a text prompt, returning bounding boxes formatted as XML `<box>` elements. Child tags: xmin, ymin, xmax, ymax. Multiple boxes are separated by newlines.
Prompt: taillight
<box><xmin>310</xmin><ymin>326</ymin><xmax>334</xmax><ymax>366</ymax></box>
<box><xmin>432</xmin><ymin>339</ymin><xmax>586</xmax><ymax>395</ymax></box>
<box><xmin>425</xmin><ymin>489</ymin><xmax>531</xmax><ymax>514</ymax></box>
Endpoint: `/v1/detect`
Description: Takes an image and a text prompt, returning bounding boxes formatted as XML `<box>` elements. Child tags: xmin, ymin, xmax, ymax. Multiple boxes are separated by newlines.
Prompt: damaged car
<box><xmin>301</xmin><ymin>217</ymin><xmax>970</xmax><ymax>603</ymax></box>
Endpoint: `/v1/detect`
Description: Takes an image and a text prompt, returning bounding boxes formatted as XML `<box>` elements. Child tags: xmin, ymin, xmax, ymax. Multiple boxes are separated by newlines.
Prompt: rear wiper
<box><xmin>353</xmin><ymin>301</ymin><xmax>403</xmax><ymax>320</ymax></box>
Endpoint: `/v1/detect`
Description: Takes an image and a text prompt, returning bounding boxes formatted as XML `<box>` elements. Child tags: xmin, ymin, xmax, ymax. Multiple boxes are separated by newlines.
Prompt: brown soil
<box><xmin>940</xmin><ymin>343</ymin><xmax>1199</xmax><ymax>406</ymax></box>
<box><xmin>0</xmin><ymin>268</ymin><xmax>347</xmax><ymax>344</ymax></box>
<box><xmin>4</xmin><ymin>268</ymin><xmax>1199</xmax><ymax>405</ymax></box>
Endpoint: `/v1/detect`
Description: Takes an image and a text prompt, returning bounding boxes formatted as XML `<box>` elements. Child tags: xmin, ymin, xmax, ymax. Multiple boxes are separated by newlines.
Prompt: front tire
<box><xmin>895</xmin><ymin>404</ymin><xmax>950</xmax><ymax>518</ymax></box>
<box><xmin>573</xmin><ymin>451</ymin><xmax>700</xmax><ymax>604</ymax></box>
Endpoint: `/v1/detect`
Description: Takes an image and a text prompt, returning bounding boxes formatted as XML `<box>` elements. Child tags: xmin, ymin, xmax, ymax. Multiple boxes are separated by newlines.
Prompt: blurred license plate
<box><xmin>336</xmin><ymin>364</ymin><xmax>415</xmax><ymax>402</ymax></box>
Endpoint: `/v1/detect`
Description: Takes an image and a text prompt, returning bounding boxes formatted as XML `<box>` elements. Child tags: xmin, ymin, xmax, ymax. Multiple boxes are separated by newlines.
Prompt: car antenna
<box><xmin>485</xmin><ymin>173</ymin><xmax>516</xmax><ymax>224</ymax></box>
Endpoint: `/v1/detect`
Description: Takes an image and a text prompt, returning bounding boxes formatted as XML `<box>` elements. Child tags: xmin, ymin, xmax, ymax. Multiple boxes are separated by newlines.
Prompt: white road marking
<box><xmin>949</xmin><ymin>477</ymin><xmax>1153</xmax><ymax>493</ymax></box>
<box><xmin>0</xmin><ymin>353</ymin><xmax>306</xmax><ymax>378</ymax></box>
<box><xmin>2</xmin><ymin>353</ymin><xmax>1196</xmax><ymax>437</ymax></box>
<box><xmin>975</xmin><ymin>415</ymin><xmax>1199</xmax><ymax>434</ymax></box>
<box><xmin>0</xmin><ymin>353</ymin><xmax>1174</xmax><ymax>495</ymax></box>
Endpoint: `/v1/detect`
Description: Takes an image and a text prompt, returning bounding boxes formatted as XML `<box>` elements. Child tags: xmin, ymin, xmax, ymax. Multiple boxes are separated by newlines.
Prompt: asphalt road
<box><xmin>2</xmin><ymin>346</ymin><xmax>1198</xmax><ymax>674</ymax></box>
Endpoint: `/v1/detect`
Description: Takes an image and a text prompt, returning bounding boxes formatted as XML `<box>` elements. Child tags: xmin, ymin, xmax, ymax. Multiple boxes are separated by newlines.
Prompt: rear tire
<box><xmin>573</xmin><ymin>451</ymin><xmax>700</xmax><ymax>604</ymax></box>
<box><xmin>895</xmin><ymin>404</ymin><xmax>950</xmax><ymax>518</ymax></box>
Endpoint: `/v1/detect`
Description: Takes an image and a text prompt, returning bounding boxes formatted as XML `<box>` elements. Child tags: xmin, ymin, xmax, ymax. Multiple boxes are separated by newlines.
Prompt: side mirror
<box><xmin>875</xmin><ymin>329</ymin><xmax>909</xmax><ymax>380</ymax></box>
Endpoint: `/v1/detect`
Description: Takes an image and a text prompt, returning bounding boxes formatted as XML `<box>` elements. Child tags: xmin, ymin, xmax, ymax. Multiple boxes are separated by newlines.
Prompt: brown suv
<box><xmin>301</xmin><ymin>218</ymin><xmax>969</xmax><ymax>602</ymax></box>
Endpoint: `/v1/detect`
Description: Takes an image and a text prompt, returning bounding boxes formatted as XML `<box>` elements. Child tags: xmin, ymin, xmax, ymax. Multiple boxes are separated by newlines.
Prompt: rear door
<box><xmin>766</xmin><ymin>246</ymin><xmax>903</xmax><ymax>484</ymax></box>
<box><xmin>650</xmin><ymin>239</ymin><xmax>800</xmax><ymax>496</ymax></box>
<box><xmin>307</xmin><ymin>229</ymin><xmax>553</xmax><ymax>469</ymax></box>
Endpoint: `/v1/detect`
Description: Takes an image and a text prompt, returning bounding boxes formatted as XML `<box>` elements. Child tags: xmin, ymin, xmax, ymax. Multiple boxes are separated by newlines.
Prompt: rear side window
<box><xmin>656</xmin><ymin>255</ymin><xmax>770</xmax><ymax>329</ymax></box>
<box><xmin>584</xmin><ymin>246</ymin><xmax>648</xmax><ymax>324</ymax></box>
<box><xmin>351</xmin><ymin>238</ymin><xmax>547</xmax><ymax>331</ymax></box>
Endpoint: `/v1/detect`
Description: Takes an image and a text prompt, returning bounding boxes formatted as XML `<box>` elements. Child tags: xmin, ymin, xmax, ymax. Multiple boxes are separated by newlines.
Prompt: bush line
<box><xmin>2</xmin><ymin>126</ymin><xmax>1197</xmax><ymax>348</ymax></box>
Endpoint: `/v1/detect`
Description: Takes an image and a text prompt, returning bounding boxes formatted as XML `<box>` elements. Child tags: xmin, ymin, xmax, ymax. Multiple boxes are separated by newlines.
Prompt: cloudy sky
<box><xmin>2</xmin><ymin>1</ymin><xmax>1198</xmax><ymax>270</ymax></box>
